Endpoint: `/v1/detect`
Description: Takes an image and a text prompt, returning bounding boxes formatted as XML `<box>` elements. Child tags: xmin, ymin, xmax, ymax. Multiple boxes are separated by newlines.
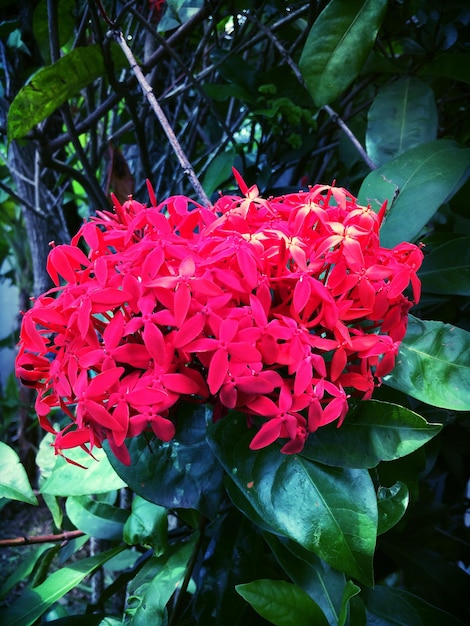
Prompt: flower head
<box><xmin>16</xmin><ymin>170</ymin><xmax>422</xmax><ymax>463</ymax></box>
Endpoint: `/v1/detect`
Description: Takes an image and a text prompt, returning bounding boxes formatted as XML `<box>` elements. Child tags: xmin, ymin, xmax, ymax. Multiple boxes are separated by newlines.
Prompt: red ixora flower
<box><xmin>16</xmin><ymin>170</ymin><xmax>423</xmax><ymax>464</ymax></box>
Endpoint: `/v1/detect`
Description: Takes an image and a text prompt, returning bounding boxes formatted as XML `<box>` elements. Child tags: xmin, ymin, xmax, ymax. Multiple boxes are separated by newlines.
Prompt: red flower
<box><xmin>16</xmin><ymin>169</ymin><xmax>422</xmax><ymax>463</ymax></box>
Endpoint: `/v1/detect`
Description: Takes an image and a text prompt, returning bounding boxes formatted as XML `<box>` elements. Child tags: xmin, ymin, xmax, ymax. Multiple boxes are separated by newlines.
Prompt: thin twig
<box><xmin>0</xmin><ymin>529</ymin><xmax>85</xmax><ymax>547</ymax></box>
<box><xmin>108</xmin><ymin>29</ymin><xmax>211</xmax><ymax>206</ymax></box>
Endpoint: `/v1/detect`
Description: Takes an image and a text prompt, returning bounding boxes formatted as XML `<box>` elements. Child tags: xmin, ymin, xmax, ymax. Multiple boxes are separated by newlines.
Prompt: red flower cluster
<box><xmin>16</xmin><ymin>172</ymin><xmax>423</xmax><ymax>464</ymax></box>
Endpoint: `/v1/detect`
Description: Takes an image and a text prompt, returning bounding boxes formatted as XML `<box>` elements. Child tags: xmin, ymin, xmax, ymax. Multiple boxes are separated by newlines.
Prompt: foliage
<box><xmin>0</xmin><ymin>0</ymin><xmax>469</xmax><ymax>624</ymax></box>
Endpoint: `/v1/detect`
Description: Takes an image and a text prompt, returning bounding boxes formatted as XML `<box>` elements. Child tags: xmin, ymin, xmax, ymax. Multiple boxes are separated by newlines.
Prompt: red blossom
<box><xmin>16</xmin><ymin>169</ymin><xmax>422</xmax><ymax>463</ymax></box>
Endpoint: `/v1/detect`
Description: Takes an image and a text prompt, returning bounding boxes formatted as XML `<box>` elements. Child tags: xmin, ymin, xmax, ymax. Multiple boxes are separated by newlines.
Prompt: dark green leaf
<box><xmin>65</xmin><ymin>495</ymin><xmax>129</xmax><ymax>540</ymax></box>
<box><xmin>7</xmin><ymin>44</ymin><xmax>126</xmax><ymax>140</ymax></box>
<box><xmin>0</xmin><ymin>543</ymin><xmax>54</xmax><ymax>598</ymax></box>
<box><xmin>338</xmin><ymin>580</ymin><xmax>361</xmax><ymax>626</ymax></box>
<box><xmin>203</xmin><ymin>149</ymin><xmax>237</xmax><ymax>197</ymax></box>
<box><xmin>0</xmin><ymin>545</ymin><xmax>125</xmax><ymax>626</ymax></box>
<box><xmin>366</xmin><ymin>77</ymin><xmax>437</xmax><ymax>168</ymax></box>
<box><xmin>105</xmin><ymin>404</ymin><xmax>224</xmax><ymax>518</ymax></box>
<box><xmin>419</xmin><ymin>53</ymin><xmax>470</xmax><ymax>84</ymax></box>
<box><xmin>358</xmin><ymin>140</ymin><xmax>470</xmax><ymax>247</ymax></box>
<box><xmin>208</xmin><ymin>414</ymin><xmax>377</xmax><ymax>585</ymax></box>
<box><xmin>419</xmin><ymin>237</ymin><xmax>470</xmax><ymax>296</ymax></box>
<box><xmin>301</xmin><ymin>401</ymin><xmax>441</xmax><ymax>468</ymax></box>
<box><xmin>362</xmin><ymin>585</ymin><xmax>466</xmax><ymax>626</ymax></box>
<box><xmin>0</xmin><ymin>441</ymin><xmax>38</xmax><ymax>505</ymax></box>
<box><xmin>384</xmin><ymin>315</ymin><xmax>470</xmax><ymax>411</ymax></box>
<box><xmin>236</xmin><ymin>579</ymin><xmax>329</xmax><ymax>626</ymax></box>
<box><xmin>265</xmin><ymin>534</ymin><xmax>347</xmax><ymax>626</ymax></box>
<box><xmin>33</xmin><ymin>0</ymin><xmax>75</xmax><ymax>64</ymax></box>
<box><xmin>299</xmin><ymin>0</ymin><xmax>387</xmax><ymax>107</ymax></box>
<box><xmin>377</xmin><ymin>481</ymin><xmax>409</xmax><ymax>534</ymax></box>
<box><xmin>123</xmin><ymin>495</ymin><xmax>168</xmax><ymax>554</ymax></box>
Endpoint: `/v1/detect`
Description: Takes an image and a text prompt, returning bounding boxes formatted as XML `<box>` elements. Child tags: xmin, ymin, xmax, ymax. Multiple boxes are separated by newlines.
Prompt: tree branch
<box><xmin>0</xmin><ymin>529</ymin><xmax>85</xmax><ymax>547</ymax></box>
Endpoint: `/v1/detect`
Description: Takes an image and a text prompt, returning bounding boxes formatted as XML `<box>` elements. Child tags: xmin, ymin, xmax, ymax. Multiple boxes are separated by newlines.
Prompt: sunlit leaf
<box><xmin>236</xmin><ymin>579</ymin><xmax>329</xmax><ymax>626</ymax></box>
<box><xmin>208</xmin><ymin>414</ymin><xmax>377</xmax><ymax>585</ymax></box>
<box><xmin>385</xmin><ymin>315</ymin><xmax>470</xmax><ymax>411</ymax></box>
<box><xmin>65</xmin><ymin>495</ymin><xmax>129</xmax><ymax>540</ymax></box>
<box><xmin>0</xmin><ymin>441</ymin><xmax>38</xmax><ymax>505</ymax></box>
<box><xmin>7</xmin><ymin>44</ymin><xmax>126</xmax><ymax>140</ymax></box>
<box><xmin>366</xmin><ymin>77</ymin><xmax>438</xmax><ymax>168</ymax></box>
<box><xmin>299</xmin><ymin>0</ymin><xmax>387</xmax><ymax>107</ymax></box>
<box><xmin>0</xmin><ymin>545</ymin><xmax>124</xmax><ymax>626</ymax></box>
<box><xmin>358</xmin><ymin>140</ymin><xmax>470</xmax><ymax>247</ymax></box>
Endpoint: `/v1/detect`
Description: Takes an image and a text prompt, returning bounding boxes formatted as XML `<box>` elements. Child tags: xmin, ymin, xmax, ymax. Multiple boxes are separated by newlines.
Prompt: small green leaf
<box><xmin>0</xmin><ymin>543</ymin><xmax>54</xmax><ymax>599</ymax></box>
<box><xmin>385</xmin><ymin>315</ymin><xmax>470</xmax><ymax>411</ymax></box>
<box><xmin>299</xmin><ymin>0</ymin><xmax>387</xmax><ymax>107</ymax></box>
<box><xmin>419</xmin><ymin>236</ymin><xmax>470</xmax><ymax>296</ymax></box>
<box><xmin>0</xmin><ymin>441</ymin><xmax>38</xmax><ymax>505</ymax></box>
<box><xmin>366</xmin><ymin>77</ymin><xmax>438</xmax><ymax>168</ymax></box>
<box><xmin>7</xmin><ymin>44</ymin><xmax>126</xmax><ymax>140</ymax></box>
<box><xmin>362</xmin><ymin>585</ymin><xmax>466</xmax><ymax>626</ymax></box>
<box><xmin>39</xmin><ymin>438</ymin><xmax>126</xmax><ymax>496</ymax></box>
<box><xmin>338</xmin><ymin>580</ymin><xmax>361</xmax><ymax>626</ymax></box>
<box><xmin>236</xmin><ymin>579</ymin><xmax>329</xmax><ymax>626</ymax></box>
<box><xmin>377</xmin><ymin>481</ymin><xmax>409</xmax><ymax>535</ymax></box>
<box><xmin>65</xmin><ymin>495</ymin><xmax>129</xmax><ymax>540</ymax></box>
<box><xmin>0</xmin><ymin>545</ymin><xmax>124</xmax><ymax>626</ymax></box>
<box><xmin>208</xmin><ymin>415</ymin><xmax>377</xmax><ymax>585</ymax></box>
<box><xmin>33</xmin><ymin>0</ymin><xmax>75</xmax><ymax>64</ymax></box>
<box><xmin>301</xmin><ymin>400</ymin><xmax>441</xmax><ymax>468</ymax></box>
<box><xmin>123</xmin><ymin>495</ymin><xmax>168</xmax><ymax>554</ymax></box>
<box><xmin>358</xmin><ymin>140</ymin><xmax>470</xmax><ymax>247</ymax></box>
<box><xmin>203</xmin><ymin>149</ymin><xmax>237</xmax><ymax>197</ymax></box>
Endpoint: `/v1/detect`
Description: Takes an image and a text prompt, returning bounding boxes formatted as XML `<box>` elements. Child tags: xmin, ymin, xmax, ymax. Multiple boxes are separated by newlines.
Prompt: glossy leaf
<box><xmin>0</xmin><ymin>442</ymin><xmax>38</xmax><ymax>505</ymax></box>
<box><xmin>0</xmin><ymin>545</ymin><xmax>124</xmax><ymax>626</ymax></box>
<box><xmin>208</xmin><ymin>414</ymin><xmax>377</xmax><ymax>585</ymax></box>
<box><xmin>236</xmin><ymin>579</ymin><xmax>329</xmax><ymax>626</ymax></box>
<box><xmin>123</xmin><ymin>495</ymin><xmax>168</xmax><ymax>555</ymax></box>
<box><xmin>362</xmin><ymin>585</ymin><xmax>466</xmax><ymax>626</ymax></box>
<box><xmin>300</xmin><ymin>401</ymin><xmax>441</xmax><ymax>468</ymax></box>
<box><xmin>366</xmin><ymin>77</ymin><xmax>437</xmax><ymax>168</ymax></box>
<box><xmin>358</xmin><ymin>140</ymin><xmax>470</xmax><ymax>247</ymax></box>
<box><xmin>419</xmin><ymin>237</ymin><xmax>470</xmax><ymax>296</ymax></box>
<box><xmin>7</xmin><ymin>44</ymin><xmax>126</xmax><ymax>140</ymax></box>
<box><xmin>105</xmin><ymin>404</ymin><xmax>224</xmax><ymax>518</ymax></box>
<box><xmin>385</xmin><ymin>315</ymin><xmax>470</xmax><ymax>411</ymax></box>
<box><xmin>65</xmin><ymin>495</ymin><xmax>129</xmax><ymax>540</ymax></box>
<box><xmin>377</xmin><ymin>481</ymin><xmax>409</xmax><ymax>535</ymax></box>
<box><xmin>338</xmin><ymin>580</ymin><xmax>362</xmax><ymax>626</ymax></box>
<box><xmin>299</xmin><ymin>0</ymin><xmax>387</xmax><ymax>107</ymax></box>
<box><xmin>265</xmin><ymin>534</ymin><xmax>348</xmax><ymax>626</ymax></box>
<box><xmin>39</xmin><ymin>441</ymin><xmax>126</xmax><ymax>496</ymax></box>
<box><xmin>126</xmin><ymin>538</ymin><xmax>196</xmax><ymax>625</ymax></box>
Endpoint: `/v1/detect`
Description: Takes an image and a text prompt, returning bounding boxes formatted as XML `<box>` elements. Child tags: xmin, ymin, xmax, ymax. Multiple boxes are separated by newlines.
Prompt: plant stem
<box><xmin>0</xmin><ymin>529</ymin><xmax>85</xmax><ymax>547</ymax></box>
<box><xmin>108</xmin><ymin>29</ymin><xmax>211</xmax><ymax>206</ymax></box>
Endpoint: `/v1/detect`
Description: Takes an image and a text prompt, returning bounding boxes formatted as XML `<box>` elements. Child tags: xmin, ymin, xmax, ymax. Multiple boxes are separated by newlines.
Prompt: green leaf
<box><xmin>39</xmin><ymin>441</ymin><xmax>126</xmax><ymax>496</ymax></box>
<box><xmin>338</xmin><ymin>580</ymin><xmax>361</xmax><ymax>626</ymax></box>
<box><xmin>0</xmin><ymin>545</ymin><xmax>124</xmax><ymax>626</ymax></box>
<box><xmin>236</xmin><ymin>579</ymin><xmax>329</xmax><ymax>626</ymax></box>
<box><xmin>419</xmin><ymin>53</ymin><xmax>470</xmax><ymax>84</ymax></box>
<box><xmin>366</xmin><ymin>77</ymin><xmax>438</xmax><ymax>168</ymax></box>
<box><xmin>65</xmin><ymin>495</ymin><xmax>129</xmax><ymax>540</ymax></box>
<box><xmin>208</xmin><ymin>414</ymin><xmax>377</xmax><ymax>585</ymax></box>
<box><xmin>299</xmin><ymin>0</ymin><xmax>387</xmax><ymax>107</ymax></box>
<box><xmin>362</xmin><ymin>585</ymin><xmax>466</xmax><ymax>626</ymax></box>
<box><xmin>0</xmin><ymin>441</ymin><xmax>38</xmax><ymax>505</ymax></box>
<box><xmin>301</xmin><ymin>400</ymin><xmax>441</xmax><ymax>468</ymax></box>
<box><xmin>126</xmin><ymin>538</ymin><xmax>196</xmax><ymax>625</ymax></box>
<box><xmin>7</xmin><ymin>44</ymin><xmax>126</xmax><ymax>140</ymax></box>
<box><xmin>357</xmin><ymin>140</ymin><xmax>470</xmax><ymax>247</ymax></box>
<box><xmin>33</xmin><ymin>0</ymin><xmax>75</xmax><ymax>64</ymax></box>
<box><xmin>123</xmin><ymin>495</ymin><xmax>168</xmax><ymax>555</ymax></box>
<box><xmin>265</xmin><ymin>534</ymin><xmax>347</xmax><ymax>626</ymax></box>
<box><xmin>203</xmin><ymin>149</ymin><xmax>237</xmax><ymax>197</ymax></box>
<box><xmin>419</xmin><ymin>236</ymin><xmax>470</xmax><ymax>296</ymax></box>
<box><xmin>105</xmin><ymin>404</ymin><xmax>224</xmax><ymax>519</ymax></box>
<box><xmin>0</xmin><ymin>543</ymin><xmax>54</xmax><ymax>599</ymax></box>
<box><xmin>377</xmin><ymin>481</ymin><xmax>409</xmax><ymax>534</ymax></box>
<box><xmin>384</xmin><ymin>315</ymin><xmax>470</xmax><ymax>411</ymax></box>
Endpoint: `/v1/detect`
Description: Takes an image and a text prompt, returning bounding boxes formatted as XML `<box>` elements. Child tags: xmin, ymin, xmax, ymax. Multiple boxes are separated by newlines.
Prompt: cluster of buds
<box><xmin>16</xmin><ymin>171</ymin><xmax>422</xmax><ymax>464</ymax></box>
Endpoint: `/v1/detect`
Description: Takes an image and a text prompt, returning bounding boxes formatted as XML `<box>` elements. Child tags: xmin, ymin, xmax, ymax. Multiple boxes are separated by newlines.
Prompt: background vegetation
<box><xmin>0</xmin><ymin>0</ymin><xmax>469</xmax><ymax>624</ymax></box>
